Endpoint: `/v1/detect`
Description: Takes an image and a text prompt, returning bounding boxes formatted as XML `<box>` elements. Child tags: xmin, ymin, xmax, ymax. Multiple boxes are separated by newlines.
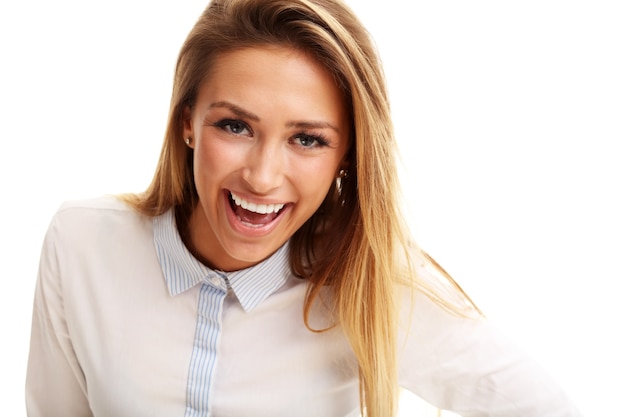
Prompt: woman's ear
<box><xmin>182</xmin><ymin>106</ymin><xmax>195</xmax><ymax>148</ymax></box>
<box><xmin>339</xmin><ymin>156</ymin><xmax>351</xmax><ymax>175</ymax></box>
<box><xmin>340</xmin><ymin>142</ymin><xmax>355</xmax><ymax>174</ymax></box>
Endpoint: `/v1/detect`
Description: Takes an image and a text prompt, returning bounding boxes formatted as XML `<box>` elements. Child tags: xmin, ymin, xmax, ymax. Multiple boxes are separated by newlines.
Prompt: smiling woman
<box><xmin>24</xmin><ymin>1</ymin><xmax>584</xmax><ymax>417</ymax></box>
<box><xmin>180</xmin><ymin>46</ymin><xmax>350</xmax><ymax>272</ymax></box>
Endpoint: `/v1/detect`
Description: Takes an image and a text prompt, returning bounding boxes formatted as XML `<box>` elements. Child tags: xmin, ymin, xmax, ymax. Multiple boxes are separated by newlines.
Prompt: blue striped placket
<box><xmin>184</xmin><ymin>282</ymin><xmax>227</xmax><ymax>417</ymax></box>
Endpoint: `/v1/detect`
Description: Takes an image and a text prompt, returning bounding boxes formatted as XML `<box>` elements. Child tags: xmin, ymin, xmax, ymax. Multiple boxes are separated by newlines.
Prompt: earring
<box><xmin>336</xmin><ymin>169</ymin><xmax>348</xmax><ymax>197</ymax></box>
<box><xmin>185</xmin><ymin>137</ymin><xmax>191</xmax><ymax>145</ymax></box>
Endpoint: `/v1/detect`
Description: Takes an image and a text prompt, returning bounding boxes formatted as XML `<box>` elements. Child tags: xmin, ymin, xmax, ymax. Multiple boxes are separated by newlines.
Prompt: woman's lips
<box><xmin>230</xmin><ymin>191</ymin><xmax>285</xmax><ymax>214</ymax></box>
<box><xmin>228</xmin><ymin>191</ymin><xmax>286</xmax><ymax>228</ymax></box>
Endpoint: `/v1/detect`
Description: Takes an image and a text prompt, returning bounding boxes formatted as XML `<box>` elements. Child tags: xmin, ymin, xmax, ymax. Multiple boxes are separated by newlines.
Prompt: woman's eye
<box><xmin>214</xmin><ymin>119</ymin><xmax>251</xmax><ymax>136</ymax></box>
<box><xmin>293</xmin><ymin>134</ymin><xmax>329</xmax><ymax>148</ymax></box>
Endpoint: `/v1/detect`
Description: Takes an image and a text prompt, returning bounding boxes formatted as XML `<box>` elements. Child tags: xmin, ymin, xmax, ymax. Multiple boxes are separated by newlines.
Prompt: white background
<box><xmin>1</xmin><ymin>1</ymin><xmax>624</xmax><ymax>415</ymax></box>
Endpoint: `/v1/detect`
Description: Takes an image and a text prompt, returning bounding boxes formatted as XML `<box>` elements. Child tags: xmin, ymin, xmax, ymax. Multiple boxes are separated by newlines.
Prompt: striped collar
<box><xmin>153</xmin><ymin>208</ymin><xmax>292</xmax><ymax>312</ymax></box>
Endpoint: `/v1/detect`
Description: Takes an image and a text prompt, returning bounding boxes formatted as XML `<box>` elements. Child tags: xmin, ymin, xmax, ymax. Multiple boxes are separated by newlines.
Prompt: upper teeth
<box><xmin>231</xmin><ymin>192</ymin><xmax>285</xmax><ymax>214</ymax></box>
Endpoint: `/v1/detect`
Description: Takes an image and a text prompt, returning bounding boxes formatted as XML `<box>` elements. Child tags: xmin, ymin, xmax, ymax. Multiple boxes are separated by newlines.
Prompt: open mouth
<box><xmin>228</xmin><ymin>191</ymin><xmax>286</xmax><ymax>228</ymax></box>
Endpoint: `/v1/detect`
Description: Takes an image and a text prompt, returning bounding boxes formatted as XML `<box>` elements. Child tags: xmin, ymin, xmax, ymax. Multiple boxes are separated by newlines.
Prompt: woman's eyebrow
<box><xmin>209</xmin><ymin>100</ymin><xmax>340</xmax><ymax>133</ymax></box>
<box><xmin>286</xmin><ymin>121</ymin><xmax>340</xmax><ymax>133</ymax></box>
<box><xmin>209</xmin><ymin>101</ymin><xmax>260</xmax><ymax>121</ymax></box>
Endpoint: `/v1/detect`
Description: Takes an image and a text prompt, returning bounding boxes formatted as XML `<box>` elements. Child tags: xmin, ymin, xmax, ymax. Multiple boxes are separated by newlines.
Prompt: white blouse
<box><xmin>26</xmin><ymin>197</ymin><xmax>581</xmax><ymax>416</ymax></box>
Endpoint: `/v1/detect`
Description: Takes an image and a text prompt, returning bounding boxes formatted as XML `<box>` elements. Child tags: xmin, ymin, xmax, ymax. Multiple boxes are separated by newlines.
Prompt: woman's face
<box><xmin>183</xmin><ymin>46</ymin><xmax>350</xmax><ymax>271</ymax></box>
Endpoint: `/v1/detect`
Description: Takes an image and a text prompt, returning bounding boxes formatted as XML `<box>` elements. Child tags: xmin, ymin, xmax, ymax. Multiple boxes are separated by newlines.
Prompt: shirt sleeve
<box><xmin>26</xmin><ymin>214</ymin><xmax>93</xmax><ymax>417</ymax></box>
<box><xmin>398</xmin><ymin>267</ymin><xmax>583</xmax><ymax>416</ymax></box>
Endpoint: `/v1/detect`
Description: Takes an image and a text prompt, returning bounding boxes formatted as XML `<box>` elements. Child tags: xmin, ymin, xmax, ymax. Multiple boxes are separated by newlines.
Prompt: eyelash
<box><xmin>292</xmin><ymin>133</ymin><xmax>330</xmax><ymax>148</ymax></box>
<box><xmin>211</xmin><ymin>118</ymin><xmax>330</xmax><ymax>149</ymax></box>
<box><xmin>212</xmin><ymin>119</ymin><xmax>251</xmax><ymax>136</ymax></box>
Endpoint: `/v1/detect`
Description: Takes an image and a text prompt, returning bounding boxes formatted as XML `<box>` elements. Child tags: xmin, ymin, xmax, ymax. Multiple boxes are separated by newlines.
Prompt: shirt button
<box><xmin>204</xmin><ymin>274</ymin><xmax>225</xmax><ymax>291</ymax></box>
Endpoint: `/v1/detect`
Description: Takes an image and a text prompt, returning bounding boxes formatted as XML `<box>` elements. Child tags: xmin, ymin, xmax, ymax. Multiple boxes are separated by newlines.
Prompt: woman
<box><xmin>26</xmin><ymin>0</ymin><xmax>581</xmax><ymax>416</ymax></box>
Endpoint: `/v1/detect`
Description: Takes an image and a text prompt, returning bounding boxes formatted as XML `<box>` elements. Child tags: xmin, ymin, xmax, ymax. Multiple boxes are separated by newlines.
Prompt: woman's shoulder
<box><xmin>46</xmin><ymin>195</ymin><xmax>155</xmax><ymax>246</ymax></box>
<box><xmin>55</xmin><ymin>194</ymin><xmax>134</xmax><ymax>215</ymax></box>
<box><xmin>53</xmin><ymin>194</ymin><xmax>149</xmax><ymax>220</ymax></box>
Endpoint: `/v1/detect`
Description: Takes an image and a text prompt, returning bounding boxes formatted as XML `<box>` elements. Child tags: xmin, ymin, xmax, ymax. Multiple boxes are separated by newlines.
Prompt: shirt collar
<box><xmin>153</xmin><ymin>208</ymin><xmax>292</xmax><ymax>312</ymax></box>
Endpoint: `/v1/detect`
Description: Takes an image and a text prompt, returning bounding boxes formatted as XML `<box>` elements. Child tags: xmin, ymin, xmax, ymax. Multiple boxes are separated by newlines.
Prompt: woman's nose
<box><xmin>242</xmin><ymin>142</ymin><xmax>285</xmax><ymax>194</ymax></box>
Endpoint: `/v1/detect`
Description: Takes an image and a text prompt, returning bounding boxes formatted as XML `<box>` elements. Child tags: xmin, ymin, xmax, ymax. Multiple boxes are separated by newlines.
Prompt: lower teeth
<box><xmin>238</xmin><ymin>217</ymin><xmax>267</xmax><ymax>228</ymax></box>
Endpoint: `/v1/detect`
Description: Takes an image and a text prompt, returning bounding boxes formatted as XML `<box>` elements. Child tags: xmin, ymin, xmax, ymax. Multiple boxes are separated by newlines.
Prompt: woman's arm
<box><xmin>398</xmin><ymin>264</ymin><xmax>582</xmax><ymax>416</ymax></box>
<box><xmin>26</xmin><ymin>215</ymin><xmax>93</xmax><ymax>417</ymax></box>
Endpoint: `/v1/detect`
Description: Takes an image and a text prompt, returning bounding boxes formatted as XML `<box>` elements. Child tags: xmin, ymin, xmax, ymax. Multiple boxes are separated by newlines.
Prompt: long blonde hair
<box><xmin>123</xmin><ymin>1</ymin><xmax>477</xmax><ymax>415</ymax></box>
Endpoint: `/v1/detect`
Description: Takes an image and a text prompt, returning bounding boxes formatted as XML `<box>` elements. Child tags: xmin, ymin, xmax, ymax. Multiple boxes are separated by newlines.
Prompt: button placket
<box><xmin>203</xmin><ymin>272</ymin><xmax>227</xmax><ymax>292</ymax></box>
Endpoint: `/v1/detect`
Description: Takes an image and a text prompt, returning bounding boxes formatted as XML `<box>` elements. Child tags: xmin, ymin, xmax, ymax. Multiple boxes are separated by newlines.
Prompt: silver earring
<box><xmin>336</xmin><ymin>169</ymin><xmax>348</xmax><ymax>196</ymax></box>
<box><xmin>185</xmin><ymin>137</ymin><xmax>191</xmax><ymax>145</ymax></box>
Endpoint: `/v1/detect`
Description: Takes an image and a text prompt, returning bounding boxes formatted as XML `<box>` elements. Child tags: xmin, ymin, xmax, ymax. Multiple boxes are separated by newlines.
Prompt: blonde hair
<box><xmin>123</xmin><ymin>0</ymin><xmax>478</xmax><ymax>415</ymax></box>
